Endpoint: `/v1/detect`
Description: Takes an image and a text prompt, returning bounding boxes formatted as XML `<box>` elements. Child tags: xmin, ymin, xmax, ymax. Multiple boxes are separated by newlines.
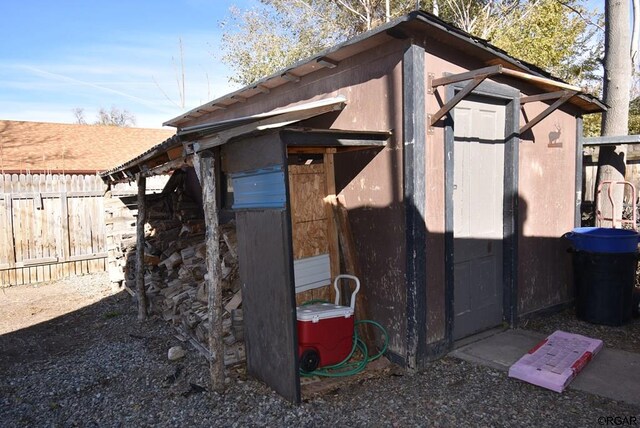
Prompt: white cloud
<box><xmin>0</xmin><ymin>29</ymin><xmax>239</xmax><ymax>127</ymax></box>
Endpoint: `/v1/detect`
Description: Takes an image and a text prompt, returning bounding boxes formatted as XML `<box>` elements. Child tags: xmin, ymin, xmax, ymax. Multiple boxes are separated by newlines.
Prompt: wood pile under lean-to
<box><xmin>122</xmin><ymin>180</ymin><xmax>245</xmax><ymax>367</ymax></box>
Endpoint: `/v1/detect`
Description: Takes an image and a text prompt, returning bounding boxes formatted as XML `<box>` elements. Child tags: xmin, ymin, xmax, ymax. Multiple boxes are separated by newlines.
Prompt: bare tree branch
<box><xmin>555</xmin><ymin>0</ymin><xmax>604</xmax><ymax>32</ymax></box>
<box><xmin>632</xmin><ymin>0</ymin><xmax>640</xmax><ymax>69</ymax></box>
<box><xmin>152</xmin><ymin>76</ymin><xmax>182</xmax><ymax>109</ymax></box>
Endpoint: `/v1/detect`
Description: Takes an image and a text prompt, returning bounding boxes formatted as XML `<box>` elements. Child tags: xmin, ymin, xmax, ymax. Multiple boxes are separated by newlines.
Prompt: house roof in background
<box><xmin>0</xmin><ymin>120</ymin><xmax>173</xmax><ymax>174</ymax></box>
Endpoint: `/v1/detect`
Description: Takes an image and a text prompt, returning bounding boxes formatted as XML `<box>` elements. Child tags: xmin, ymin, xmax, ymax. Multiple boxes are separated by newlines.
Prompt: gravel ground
<box><xmin>1</xmin><ymin>274</ymin><xmax>639</xmax><ymax>427</ymax></box>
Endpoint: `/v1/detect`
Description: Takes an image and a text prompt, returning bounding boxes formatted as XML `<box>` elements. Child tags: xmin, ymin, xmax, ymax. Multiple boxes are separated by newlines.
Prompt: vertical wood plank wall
<box><xmin>0</xmin><ymin>173</ymin><xmax>105</xmax><ymax>285</ymax></box>
<box><xmin>0</xmin><ymin>173</ymin><xmax>167</xmax><ymax>286</ymax></box>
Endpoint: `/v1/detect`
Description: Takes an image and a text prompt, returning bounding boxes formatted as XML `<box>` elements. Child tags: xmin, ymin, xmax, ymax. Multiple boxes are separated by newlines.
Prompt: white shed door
<box><xmin>453</xmin><ymin>96</ymin><xmax>506</xmax><ymax>340</ymax></box>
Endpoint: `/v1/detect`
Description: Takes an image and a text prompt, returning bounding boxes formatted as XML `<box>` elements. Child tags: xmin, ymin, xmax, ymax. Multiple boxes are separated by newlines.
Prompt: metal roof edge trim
<box><xmin>178</xmin><ymin>95</ymin><xmax>348</xmax><ymax>138</ymax></box>
<box><xmin>101</xmin><ymin>96</ymin><xmax>349</xmax><ymax>181</ymax></box>
<box><xmin>100</xmin><ymin>134</ymin><xmax>181</xmax><ymax>178</ymax></box>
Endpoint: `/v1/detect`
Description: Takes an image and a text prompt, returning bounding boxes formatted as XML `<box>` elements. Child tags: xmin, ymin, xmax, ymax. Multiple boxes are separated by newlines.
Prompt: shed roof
<box><xmin>102</xmin><ymin>11</ymin><xmax>606</xmax><ymax>184</ymax></box>
<box><xmin>0</xmin><ymin>120</ymin><xmax>173</xmax><ymax>174</ymax></box>
<box><xmin>101</xmin><ymin>97</ymin><xmax>391</xmax><ymax>182</ymax></box>
<box><xmin>164</xmin><ymin>10</ymin><xmax>605</xmax><ymax>127</ymax></box>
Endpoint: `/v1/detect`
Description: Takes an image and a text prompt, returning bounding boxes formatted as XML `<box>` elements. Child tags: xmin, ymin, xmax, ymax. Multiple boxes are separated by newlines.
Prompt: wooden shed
<box><xmin>102</xmin><ymin>11</ymin><xmax>605</xmax><ymax>403</ymax></box>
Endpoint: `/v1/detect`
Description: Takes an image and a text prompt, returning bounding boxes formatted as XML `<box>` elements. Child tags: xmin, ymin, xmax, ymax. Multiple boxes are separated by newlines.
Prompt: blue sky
<box><xmin>0</xmin><ymin>1</ymin><xmax>605</xmax><ymax>129</ymax></box>
<box><xmin>0</xmin><ymin>0</ymin><xmax>258</xmax><ymax>128</ymax></box>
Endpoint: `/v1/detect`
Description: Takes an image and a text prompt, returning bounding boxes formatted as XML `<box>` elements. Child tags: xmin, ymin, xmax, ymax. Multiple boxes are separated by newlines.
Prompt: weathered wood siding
<box><xmin>0</xmin><ymin>173</ymin><xmax>167</xmax><ymax>287</ymax></box>
<box><xmin>517</xmin><ymin>103</ymin><xmax>577</xmax><ymax>315</ymax></box>
<box><xmin>222</xmin><ymin>134</ymin><xmax>300</xmax><ymax>404</ymax></box>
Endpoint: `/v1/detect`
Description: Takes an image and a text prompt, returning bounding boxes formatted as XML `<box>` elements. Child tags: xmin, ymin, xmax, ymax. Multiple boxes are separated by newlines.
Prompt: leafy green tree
<box><xmin>629</xmin><ymin>96</ymin><xmax>640</xmax><ymax>135</ymax></box>
<box><xmin>435</xmin><ymin>0</ymin><xmax>520</xmax><ymax>39</ymax></box>
<box><xmin>220</xmin><ymin>1</ymin><xmax>416</xmax><ymax>85</ymax></box>
<box><xmin>220</xmin><ymin>1</ymin><xmax>601</xmax><ymax>89</ymax></box>
<box><xmin>488</xmin><ymin>0</ymin><xmax>602</xmax><ymax>86</ymax></box>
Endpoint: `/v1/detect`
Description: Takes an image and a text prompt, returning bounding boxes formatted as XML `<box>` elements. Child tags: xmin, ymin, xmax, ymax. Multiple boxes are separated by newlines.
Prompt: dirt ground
<box><xmin>0</xmin><ymin>273</ymin><xmax>127</xmax><ymax>372</ymax></box>
<box><xmin>0</xmin><ymin>273</ymin><xmax>116</xmax><ymax>335</ymax></box>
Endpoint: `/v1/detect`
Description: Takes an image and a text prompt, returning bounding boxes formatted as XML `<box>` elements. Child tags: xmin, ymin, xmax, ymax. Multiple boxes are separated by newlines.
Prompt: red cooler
<box><xmin>297</xmin><ymin>275</ymin><xmax>360</xmax><ymax>372</ymax></box>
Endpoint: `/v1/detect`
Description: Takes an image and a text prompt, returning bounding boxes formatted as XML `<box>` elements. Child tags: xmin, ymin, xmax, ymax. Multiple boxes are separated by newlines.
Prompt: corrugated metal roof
<box><xmin>101</xmin><ymin>97</ymin><xmax>347</xmax><ymax>180</ymax></box>
<box><xmin>178</xmin><ymin>96</ymin><xmax>347</xmax><ymax>140</ymax></box>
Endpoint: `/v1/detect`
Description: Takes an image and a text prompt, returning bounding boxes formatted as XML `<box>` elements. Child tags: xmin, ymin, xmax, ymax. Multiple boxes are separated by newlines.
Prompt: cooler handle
<box><xmin>333</xmin><ymin>274</ymin><xmax>360</xmax><ymax>310</ymax></box>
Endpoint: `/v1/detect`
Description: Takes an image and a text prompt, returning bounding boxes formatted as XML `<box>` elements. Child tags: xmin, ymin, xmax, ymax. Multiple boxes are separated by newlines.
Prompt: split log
<box><xmin>120</xmin><ymin>161</ymin><xmax>243</xmax><ymax>373</ymax></box>
<box><xmin>135</xmin><ymin>174</ymin><xmax>148</xmax><ymax>321</ymax></box>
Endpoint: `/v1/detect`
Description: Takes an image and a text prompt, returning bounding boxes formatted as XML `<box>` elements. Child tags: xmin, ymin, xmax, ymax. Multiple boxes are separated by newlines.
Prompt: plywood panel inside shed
<box><xmin>288</xmin><ymin>164</ymin><xmax>329</xmax><ymax>260</ymax></box>
<box><xmin>288</xmin><ymin>163</ymin><xmax>332</xmax><ymax>304</ymax></box>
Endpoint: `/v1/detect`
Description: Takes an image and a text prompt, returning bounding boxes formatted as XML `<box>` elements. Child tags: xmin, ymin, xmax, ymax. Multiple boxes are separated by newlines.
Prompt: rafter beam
<box><xmin>317</xmin><ymin>57</ymin><xmax>338</xmax><ymax>68</ymax></box>
<box><xmin>521</xmin><ymin>90</ymin><xmax>571</xmax><ymax>104</ymax></box>
<box><xmin>281</xmin><ymin>72</ymin><xmax>300</xmax><ymax>82</ymax></box>
<box><xmin>431</xmin><ymin>65</ymin><xmax>502</xmax><ymax>88</ymax></box>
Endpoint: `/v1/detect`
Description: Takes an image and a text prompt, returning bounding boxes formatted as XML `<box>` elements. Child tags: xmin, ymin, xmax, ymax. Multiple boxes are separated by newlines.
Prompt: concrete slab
<box><xmin>450</xmin><ymin>329</ymin><xmax>640</xmax><ymax>406</ymax></box>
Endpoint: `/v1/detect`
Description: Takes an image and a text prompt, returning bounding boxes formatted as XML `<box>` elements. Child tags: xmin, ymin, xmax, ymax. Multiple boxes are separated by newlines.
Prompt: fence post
<box><xmin>5</xmin><ymin>194</ymin><xmax>15</xmax><ymax>267</ymax></box>
<box><xmin>60</xmin><ymin>192</ymin><xmax>70</xmax><ymax>261</ymax></box>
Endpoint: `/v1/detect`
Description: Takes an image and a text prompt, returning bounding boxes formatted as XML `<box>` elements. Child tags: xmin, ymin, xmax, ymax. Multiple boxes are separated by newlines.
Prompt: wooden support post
<box><xmin>195</xmin><ymin>152</ymin><xmax>225</xmax><ymax>393</ymax></box>
<box><xmin>326</xmin><ymin>194</ymin><xmax>375</xmax><ymax>347</ymax></box>
<box><xmin>135</xmin><ymin>173</ymin><xmax>148</xmax><ymax>321</ymax></box>
<box><xmin>430</xmin><ymin>76</ymin><xmax>486</xmax><ymax>126</ymax></box>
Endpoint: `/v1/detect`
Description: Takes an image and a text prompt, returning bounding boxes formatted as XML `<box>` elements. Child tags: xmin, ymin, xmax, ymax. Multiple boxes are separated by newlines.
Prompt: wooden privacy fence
<box><xmin>0</xmin><ymin>173</ymin><xmax>107</xmax><ymax>286</ymax></box>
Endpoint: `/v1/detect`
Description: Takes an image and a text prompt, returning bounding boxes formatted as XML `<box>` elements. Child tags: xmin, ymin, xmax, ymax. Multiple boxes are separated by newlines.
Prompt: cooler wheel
<box><xmin>300</xmin><ymin>349</ymin><xmax>320</xmax><ymax>373</ymax></box>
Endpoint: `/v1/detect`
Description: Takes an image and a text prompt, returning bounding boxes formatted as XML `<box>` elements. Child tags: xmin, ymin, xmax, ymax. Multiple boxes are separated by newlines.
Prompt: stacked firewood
<box><xmin>104</xmin><ymin>189</ymin><xmax>138</xmax><ymax>284</ymax></box>
<box><xmin>123</xmin><ymin>186</ymin><xmax>245</xmax><ymax>366</ymax></box>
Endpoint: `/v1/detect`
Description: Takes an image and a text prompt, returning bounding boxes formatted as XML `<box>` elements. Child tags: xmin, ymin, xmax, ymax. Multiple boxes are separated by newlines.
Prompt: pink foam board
<box><xmin>508</xmin><ymin>330</ymin><xmax>603</xmax><ymax>393</ymax></box>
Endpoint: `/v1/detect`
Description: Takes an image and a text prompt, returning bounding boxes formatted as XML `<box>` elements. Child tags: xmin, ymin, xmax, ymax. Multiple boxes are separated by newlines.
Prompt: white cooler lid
<box><xmin>297</xmin><ymin>303</ymin><xmax>353</xmax><ymax>322</ymax></box>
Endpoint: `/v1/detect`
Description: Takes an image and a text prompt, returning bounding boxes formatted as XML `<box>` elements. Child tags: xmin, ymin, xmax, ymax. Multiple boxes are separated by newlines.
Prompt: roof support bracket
<box><xmin>429</xmin><ymin>75</ymin><xmax>488</xmax><ymax>127</ymax></box>
<box><xmin>429</xmin><ymin>65</ymin><xmax>583</xmax><ymax>133</ymax></box>
<box><xmin>426</xmin><ymin>73</ymin><xmax>435</xmax><ymax>94</ymax></box>
<box><xmin>519</xmin><ymin>91</ymin><xmax>576</xmax><ymax>135</ymax></box>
